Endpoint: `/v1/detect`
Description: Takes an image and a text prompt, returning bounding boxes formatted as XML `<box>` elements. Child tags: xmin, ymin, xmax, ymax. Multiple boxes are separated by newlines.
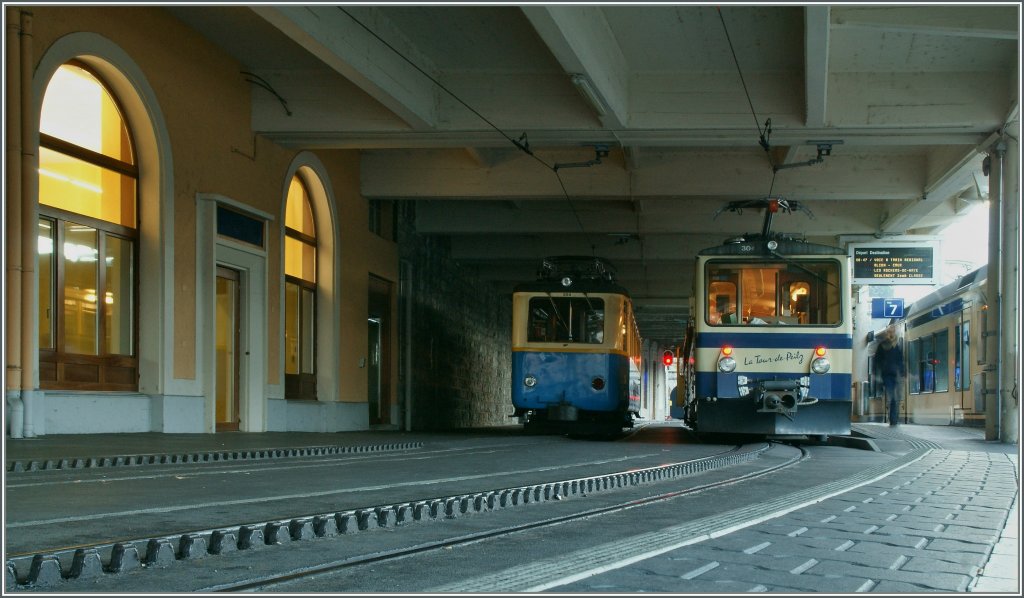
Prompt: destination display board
<box><xmin>850</xmin><ymin>243</ymin><xmax>938</xmax><ymax>285</ymax></box>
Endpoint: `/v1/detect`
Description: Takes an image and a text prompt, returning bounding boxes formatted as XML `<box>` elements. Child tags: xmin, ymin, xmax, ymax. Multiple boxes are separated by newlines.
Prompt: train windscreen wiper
<box><xmin>770</xmin><ymin>250</ymin><xmax>838</xmax><ymax>289</ymax></box>
<box><xmin>545</xmin><ymin>293</ymin><xmax>572</xmax><ymax>340</ymax></box>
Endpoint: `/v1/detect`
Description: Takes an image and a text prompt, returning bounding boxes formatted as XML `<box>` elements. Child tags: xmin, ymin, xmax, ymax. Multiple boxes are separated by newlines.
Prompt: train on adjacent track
<box><xmin>510</xmin><ymin>256</ymin><xmax>642</xmax><ymax>434</ymax></box>
<box><xmin>673</xmin><ymin>199</ymin><xmax>853</xmax><ymax>441</ymax></box>
<box><xmin>869</xmin><ymin>264</ymin><xmax>989</xmax><ymax>426</ymax></box>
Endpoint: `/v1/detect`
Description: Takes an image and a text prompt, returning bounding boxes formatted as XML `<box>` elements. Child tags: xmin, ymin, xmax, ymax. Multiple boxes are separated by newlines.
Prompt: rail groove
<box><xmin>5</xmin><ymin>442</ymin><xmax>424</xmax><ymax>474</ymax></box>
<box><xmin>5</xmin><ymin>444</ymin><xmax>768</xmax><ymax>589</ymax></box>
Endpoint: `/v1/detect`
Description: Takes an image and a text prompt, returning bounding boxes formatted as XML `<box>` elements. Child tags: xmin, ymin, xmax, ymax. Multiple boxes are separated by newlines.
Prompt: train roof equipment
<box><xmin>705</xmin><ymin>198</ymin><xmax>844</xmax><ymax>257</ymax></box>
<box><xmin>513</xmin><ymin>256</ymin><xmax>631</xmax><ymax>295</ymax></box>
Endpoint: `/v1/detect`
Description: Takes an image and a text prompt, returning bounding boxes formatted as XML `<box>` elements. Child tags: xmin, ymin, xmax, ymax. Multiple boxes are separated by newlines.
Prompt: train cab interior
<box><xmin>527</xmin><ymin>297</ymin><xmax>605</xmax><ymax>344</ymax></box>
<box><xmin>706</xmin><ymin>262</ymin><xmax>842</xmax><ymax>326</ymax></box>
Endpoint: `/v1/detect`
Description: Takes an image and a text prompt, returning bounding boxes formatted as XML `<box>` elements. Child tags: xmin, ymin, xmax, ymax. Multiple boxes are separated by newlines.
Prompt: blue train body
<box><xmin>512</xmin><ymin>351</ymin><xmax>640</xmax><ymax>416</ymax></box>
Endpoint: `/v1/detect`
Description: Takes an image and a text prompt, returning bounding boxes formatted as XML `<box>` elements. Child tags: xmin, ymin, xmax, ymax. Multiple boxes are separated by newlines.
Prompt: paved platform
<box><xmin>858</xmin><ymin>424</ymin><xmax>1019</xmax><ymax>594</ymax></box>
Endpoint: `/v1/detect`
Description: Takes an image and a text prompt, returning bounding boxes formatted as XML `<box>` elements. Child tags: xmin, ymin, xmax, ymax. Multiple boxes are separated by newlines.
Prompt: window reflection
<box><xmin>62</xmin><ymin>222</ymin><xmax>98</xmax><ymax>355</ymax></box>
<box><xmin>105</xmin><ymin>235</ymin><xmax>133</xmax><ymax>355</ymax></box>
<box><xmin>38</xmin><ymin>220</ymin><xmax>54</xmax><ymax>349</ymax></box>
<box><xmin>284</xmin><ymin>282</ymin><xmax>300</xmax><ymax>375</ymax></box>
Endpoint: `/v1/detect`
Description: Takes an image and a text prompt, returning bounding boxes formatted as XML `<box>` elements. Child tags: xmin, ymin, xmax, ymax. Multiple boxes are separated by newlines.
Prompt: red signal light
<box><xmin>721</xmin><ymin>345</ymin><xmax>734</xmax><ymax>357</ymax></box>
<box><xmin>662</xmin><ymin>350</ymin><xmax>674</xmax><ymax>367</ymax></box>
<box><xmin>814</xmin><ymin>346</ymin><xmax>827</xmax><ymax>357</ymax></box>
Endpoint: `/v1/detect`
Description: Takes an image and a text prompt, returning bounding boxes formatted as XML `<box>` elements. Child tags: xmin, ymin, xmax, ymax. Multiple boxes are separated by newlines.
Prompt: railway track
<box><xmin>6</xmin><ymin>441</ymin><xmax>769</xmax><ymax>590</ymax></box>
<box><xmin>205</xmin><ymin>441</ymin><xmax>808</xmax><ymax>592</ymax></box>
<box><xmin>208</xmin><ymin>436</ymin><xmax>939</xmax><ymax>594</ymax></box>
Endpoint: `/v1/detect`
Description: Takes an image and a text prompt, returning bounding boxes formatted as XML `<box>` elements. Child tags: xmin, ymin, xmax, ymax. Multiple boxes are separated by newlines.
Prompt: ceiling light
<box><xmin>571</xmin><ymin>74</ymin><xmax>607</xmax><ymax>117</ymax></box>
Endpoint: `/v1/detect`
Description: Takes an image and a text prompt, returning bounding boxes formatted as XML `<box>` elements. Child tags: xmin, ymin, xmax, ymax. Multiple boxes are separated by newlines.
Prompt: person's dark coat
<box><xmin>874</xmin><ymin>335</ymin><xmax>906</xmax><ymax>381</ymax></box>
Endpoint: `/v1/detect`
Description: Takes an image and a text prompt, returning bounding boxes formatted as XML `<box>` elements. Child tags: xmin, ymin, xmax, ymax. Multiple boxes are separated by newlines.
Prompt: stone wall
<box><xmin>398</xmin><ymin>202</ymin><xmax>513</xmax><ymax>430</ymax></box>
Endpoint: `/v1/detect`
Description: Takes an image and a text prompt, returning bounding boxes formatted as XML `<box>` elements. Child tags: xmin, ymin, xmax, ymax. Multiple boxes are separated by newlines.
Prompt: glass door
<box><xmin>215</xmin><ymin>266</ymin><xmax>240</xmax><ymax>431</ymax></box>
<box><xmin>368</xmin><ymin>317</ymin><xmax>382</xmax><ymax>424</ymax></box>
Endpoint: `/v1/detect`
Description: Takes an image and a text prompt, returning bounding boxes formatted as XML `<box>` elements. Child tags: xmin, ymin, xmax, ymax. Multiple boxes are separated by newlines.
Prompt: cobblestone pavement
<box><xmin>552</xmin><ymin>448</ymin><xmax>1018</xmax><ymax>593</ymax></box>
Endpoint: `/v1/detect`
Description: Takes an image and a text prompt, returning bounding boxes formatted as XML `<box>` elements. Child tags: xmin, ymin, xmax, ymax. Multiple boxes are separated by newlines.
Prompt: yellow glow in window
<box><xmin>285</xmin><ymin>177</ymin><xmax>315</xmax><ymax>238</ymax></box>
<box><xmin>40</xmin><ymin>64</ymin><xmax>133</xmax><ymax>164</ymax></box>
<box><xmin>39</xmin><ymin>147</ymin><xmax>136</xmax><ymax>228</ymax></box>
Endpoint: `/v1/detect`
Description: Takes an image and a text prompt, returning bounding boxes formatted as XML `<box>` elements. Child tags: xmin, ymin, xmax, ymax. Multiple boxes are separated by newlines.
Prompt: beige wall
<box><xmin>319</xmin><ymin>152</ymin><xmax>400</xmax><ymax>403</ymax></box>
<box><xmin>22</xmin><ymin>6</ymin><xmax>398</xmax><ymax>405</ymax></box>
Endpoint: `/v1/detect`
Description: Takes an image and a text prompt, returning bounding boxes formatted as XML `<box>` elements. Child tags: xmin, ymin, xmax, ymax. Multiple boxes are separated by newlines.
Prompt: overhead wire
<box><xmin>717</xmin><ymin>7</ymin><xmax>773</xmax><ymax>159</ymax></box>
<box><xmin>339</xmin><ymin>7</ymin><xmax>597</xmax><ymax>254</ymax></box>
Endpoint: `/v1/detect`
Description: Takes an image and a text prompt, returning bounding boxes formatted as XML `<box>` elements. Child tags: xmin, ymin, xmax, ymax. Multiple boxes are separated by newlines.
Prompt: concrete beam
<box><xmin>415</xmin><ymin>199</ymin><xmax>887</xmax><ymax>236</ymax></box>
<box><xmin>253</xmin><ymin>6</ymin><xmax>438</xmax><ymax>129</ymax></box>
<box><xmin>521</xmin><ymin>6</ymin><xmax>629</xmax><ymax>129</ymax></box>
<box><xmin>831</xmin><ymin>6</ymin><xmax>1019</xmax><ymax>40</ymax></box>
<box><xmin>804</xmin><ymin>6</ymin><xmax>830</xmax><ymax>128</ymax></box>
<box><xmin>266</xmin><ymin>125</ymin><xmax>991</xmax><ymax>150</ymax></box>
<box><xmin>363</xmin><ymin>148</ymin><xmax>926</xmax><ymax>201</ymax></box>
<box><xmin>880</xmin><ymin>138</ymin><xmax>996</xmax><ymax>233</ymax></box>
<box><xmin>448</xmin><ymin>233</ymin><xmax>718</xmax><ymax>263</ymax></box>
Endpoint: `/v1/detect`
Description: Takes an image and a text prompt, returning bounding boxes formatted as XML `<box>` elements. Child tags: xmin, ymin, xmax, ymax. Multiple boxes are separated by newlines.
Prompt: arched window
<box><xmin>284</xmin><ymin>175</ymin><xmax>317</xmax><ymax>399</ymax></box>
<box><xmin>38</xmin><ymin>61</ymin><xmax>138</xmax><ymax>390</ymax></box>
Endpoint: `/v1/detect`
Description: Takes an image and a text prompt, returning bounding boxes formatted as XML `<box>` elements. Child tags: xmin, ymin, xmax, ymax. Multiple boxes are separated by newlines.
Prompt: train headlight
<box><xmin>718</xmin><ymin>356</ymin><xmax>737</xmax><ymax>373</ymax></box>
<box><xmin>561</xmin><ymin>276</ymin><xmax>573</xmax><ymax>287</ymax></box>
<box><xmin>524</xmin><ymin>375</ymin><xmax>537</xmax><ymax>387</ymax></box>
<box><xmin>591</xmin><ymin>377</ymin><xmax>606</xmax><ymax>391</ymax></box>
<box><xmin>811</xmin><ymin>357</ymin><xmax>831</xmax><ymax>374</ymax></box>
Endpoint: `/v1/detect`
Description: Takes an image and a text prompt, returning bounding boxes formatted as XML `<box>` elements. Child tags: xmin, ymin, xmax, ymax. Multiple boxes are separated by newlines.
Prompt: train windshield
<box><xmin>527</xmin><ymin>296</ymin><xmax>605</xmax><ymax>343</ymax></box>
<box><xmin>705</xmin><ymin>260</ymin><xmax>842</xmax><ymax>326</ymax></box>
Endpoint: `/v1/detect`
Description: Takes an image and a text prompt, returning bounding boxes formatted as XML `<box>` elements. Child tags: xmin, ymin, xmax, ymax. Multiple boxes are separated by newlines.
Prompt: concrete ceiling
<box><xmin>166</xmin><ymin>4</ymin><xmax>1019</xmax><ymax>348</ymax></box>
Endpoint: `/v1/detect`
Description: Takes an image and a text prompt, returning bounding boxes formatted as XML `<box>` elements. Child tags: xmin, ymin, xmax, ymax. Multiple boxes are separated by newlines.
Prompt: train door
<box><xmin>215</xmin><ymin>266</ymin><xmax>241</xmax><ymax>431</ymax></box>
<box><xmin>368</xmin><ymin>275</ymin><xmax>392</xmax><ymax>426</ymax></box>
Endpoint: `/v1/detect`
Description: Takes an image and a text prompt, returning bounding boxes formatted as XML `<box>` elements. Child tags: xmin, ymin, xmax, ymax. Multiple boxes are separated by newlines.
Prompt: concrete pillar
<box><xmin>997</xmin><ymin>123</ymin><xmax>1019</xmax><ymax>445</ymax></box>
<box><xmin>19</xmin><ymin>9</ymin><xmax>38</xmax><ymax>437</ymax></box>
<box><xmin>5</xmin><ymin>6</ymin><xmax>24</xmax><ymax>437</ymax></box>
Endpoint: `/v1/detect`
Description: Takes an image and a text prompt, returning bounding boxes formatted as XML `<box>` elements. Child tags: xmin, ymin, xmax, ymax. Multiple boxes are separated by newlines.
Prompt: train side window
<box><xmin>907</xmin><ymin>331</ymin><xmax>948</xmax><ymax>394</ymax></box>
<box><xmin>932</xmin><ymin>329</ymin><xmax>949</xmax><ymax>392</ymax></box>
<box><xmin>917</xmin><ymin>335</ymin><xmax>937</xmax><ymax>393</ymax></box>
<box><xmin>955</xmin><ymin>322</ymin><xmax>970</xmax><ymax>391</ymax></box>
<box><xmin>907</xmin><ymin>338</ymin><xmax>921</xmax><ymax>394</ymax></box>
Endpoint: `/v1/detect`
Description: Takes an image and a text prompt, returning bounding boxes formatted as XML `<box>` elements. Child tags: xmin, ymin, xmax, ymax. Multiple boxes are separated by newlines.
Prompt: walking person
<box><xmin>873</xmin><ymin>327</ymin><xmax>907</xmax><ymax>426</ymax></box>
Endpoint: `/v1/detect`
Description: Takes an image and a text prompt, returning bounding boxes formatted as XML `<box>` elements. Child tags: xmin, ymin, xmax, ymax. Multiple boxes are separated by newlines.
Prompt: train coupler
<box><xmin>740</xmin><ymin>376</ymin><xmax>817</xmax><ymax>417</ymax></box>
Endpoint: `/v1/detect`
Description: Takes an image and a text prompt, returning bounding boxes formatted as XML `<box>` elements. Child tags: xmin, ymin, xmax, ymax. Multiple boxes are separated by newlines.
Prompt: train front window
<box><xmin>706</xmin><ymin>261</ymin><xmax>842</xmax><ymax>326</ymax></box>
<box><xmin>527</xmin><ymin>296</ymin><xmax>605</xmax><ymax>343</ymax></box>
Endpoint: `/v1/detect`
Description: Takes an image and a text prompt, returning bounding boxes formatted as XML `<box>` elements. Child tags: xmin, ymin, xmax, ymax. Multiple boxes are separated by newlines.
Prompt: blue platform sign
<box><xmin>872</xmin><ymin>297</ymin><xmax>905</xmax><ymax>318</ymax></box>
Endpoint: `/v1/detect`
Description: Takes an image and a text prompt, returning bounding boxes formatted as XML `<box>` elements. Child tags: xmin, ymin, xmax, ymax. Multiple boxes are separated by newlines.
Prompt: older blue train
<box><xmin>510</xmin><ymin>256</ymin><xmax>642</xmax><ymax>434</ymax></box>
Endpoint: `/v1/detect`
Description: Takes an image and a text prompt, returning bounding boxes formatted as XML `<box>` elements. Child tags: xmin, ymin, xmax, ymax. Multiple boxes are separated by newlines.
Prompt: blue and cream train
<box><xmin>511</xmin><ymin>256</ymin><xmax>642</xmax><ymax>434</ymax></box>
<box><xmin>674</xmin><ymin>203</ymin><xmax>853</xmax><ymax>439</ymax></box>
